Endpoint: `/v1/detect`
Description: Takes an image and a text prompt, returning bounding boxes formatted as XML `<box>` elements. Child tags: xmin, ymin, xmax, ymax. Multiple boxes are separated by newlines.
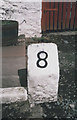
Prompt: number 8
<box><xmin>36</xmin><ymin>51</ymin><xmax>48</xmax><ymax>68</ymax></box>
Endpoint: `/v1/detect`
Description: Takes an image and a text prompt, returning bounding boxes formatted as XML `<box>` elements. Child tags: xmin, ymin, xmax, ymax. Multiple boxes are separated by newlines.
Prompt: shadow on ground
<box><xmin>18</xmin><ymin>68</ymin><xmax>27</xmax><ymax>87</ymax></box>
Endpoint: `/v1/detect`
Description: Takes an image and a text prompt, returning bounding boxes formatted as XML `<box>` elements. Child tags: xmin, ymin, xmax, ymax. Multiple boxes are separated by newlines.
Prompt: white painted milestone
<box><xmin>27</xmin><ymin>43</ymin><xmax>59</xmax><ymax>104</ymax></box>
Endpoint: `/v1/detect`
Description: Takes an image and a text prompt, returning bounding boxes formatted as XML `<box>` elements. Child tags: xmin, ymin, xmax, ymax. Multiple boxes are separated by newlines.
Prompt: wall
<box><xmin>0</xmin><ymin>0</ymin><xmax>42</xmax><ymax>37</ymax></box>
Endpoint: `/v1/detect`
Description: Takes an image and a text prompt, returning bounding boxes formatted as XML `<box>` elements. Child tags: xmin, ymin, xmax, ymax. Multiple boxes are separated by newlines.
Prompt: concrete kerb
<box><xmin>0</xmin><ymin>87</ymin><xmax>27</xmax><ymax>104</ymax></box>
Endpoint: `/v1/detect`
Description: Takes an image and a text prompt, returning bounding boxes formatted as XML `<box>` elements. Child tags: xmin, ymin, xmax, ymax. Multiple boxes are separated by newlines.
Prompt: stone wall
<box><xmin>0</xmin><ymin>0</ymin><xmax>42</xmax><ymax>37</ymax></box>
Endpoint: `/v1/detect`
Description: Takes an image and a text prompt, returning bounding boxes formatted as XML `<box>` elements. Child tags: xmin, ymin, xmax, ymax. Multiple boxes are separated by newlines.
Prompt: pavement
<box><xmin>2</xmin><ymin>44</ymin><xmax>26</xmax><ymax>88</ymax></box>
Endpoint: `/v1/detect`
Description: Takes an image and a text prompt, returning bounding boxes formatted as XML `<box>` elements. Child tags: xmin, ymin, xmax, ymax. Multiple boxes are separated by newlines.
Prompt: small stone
<box><xmin>64</xmin><ymin>40</ymin><xmax>69</xmax><ymax>44</ymax></box>
<box><xmin>46</xmin><ymin>104</ymin><xmax>51</xmax><ymax>109</ymax></box>
<box><xmin>74</xmin><ymin>95</ymin><xmax>76</xmax><ymax>97</ymax></box>
<box><xmin>63</xmin><ymin>56</ymin><xmax>65</xmax><ymax>59</ymax></box>
<box><xmin>54</xmin><ymin>116</ymin><xmax>58</xmax><ymax>118</ymax></box>
<box><xmin>43</xmin><ymin>113</ymin><xmax>47</xmax><ymax>118</ymax></box>
<box><xmin>69</xmin><ymin>104</ymin><xmax>75</xmax><ymax>109</ymax></box>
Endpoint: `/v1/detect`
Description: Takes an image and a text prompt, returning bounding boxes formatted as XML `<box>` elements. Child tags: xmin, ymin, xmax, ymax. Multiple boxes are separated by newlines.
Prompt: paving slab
<box><xmin>2</xmin><ymin>76</ymin><xmax>21</xmax><ymax>88</ymax></box>
<box><xmin>1</xmin><ymin>45</ymin><xmax>26</xmax><ymax>88</ymax></box>
<box><xmin>2</xmin><ymin>45</ymin><xmax>25</xmax><ymax>57</ymax></box>
<box><xmin>2</xmin><ymin>57</ymin><xmax>26</xmax><ymax>76</ymax></box>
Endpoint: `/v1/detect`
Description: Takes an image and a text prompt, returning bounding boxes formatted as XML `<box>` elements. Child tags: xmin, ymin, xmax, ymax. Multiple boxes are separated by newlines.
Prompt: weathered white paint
<box><xmin>27</xmin><ymin>43</ymin><xmax>59</xmax><ymax>104</ymax></box>
<box><xmin>1</xmin><ymin>0</ymin><xmax>76</xmax><ymax>2</ymax></box>
<box><xmin>0</xmin><ymin>87</ymin><xmax>27</xmax><ymax>104</ymax></box>
<box><xmin>0</xmin><ymin>0</ymin><xmax>42</xmax><ymax>37</ymax></box>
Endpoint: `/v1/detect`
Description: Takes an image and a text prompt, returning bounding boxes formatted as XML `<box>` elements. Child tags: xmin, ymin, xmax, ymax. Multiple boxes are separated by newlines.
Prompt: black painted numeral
<box><xmin>36</xmin><ymin>51</ymin><xmax>48</xmax><ymax>68</ymax></box>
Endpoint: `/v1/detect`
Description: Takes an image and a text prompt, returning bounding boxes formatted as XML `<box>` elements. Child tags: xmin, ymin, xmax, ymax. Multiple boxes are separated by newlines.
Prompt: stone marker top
<box><xmin>28</xmin><ymin>43</ymin><xmax>59</xmax><ymax>80</ymax></box>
